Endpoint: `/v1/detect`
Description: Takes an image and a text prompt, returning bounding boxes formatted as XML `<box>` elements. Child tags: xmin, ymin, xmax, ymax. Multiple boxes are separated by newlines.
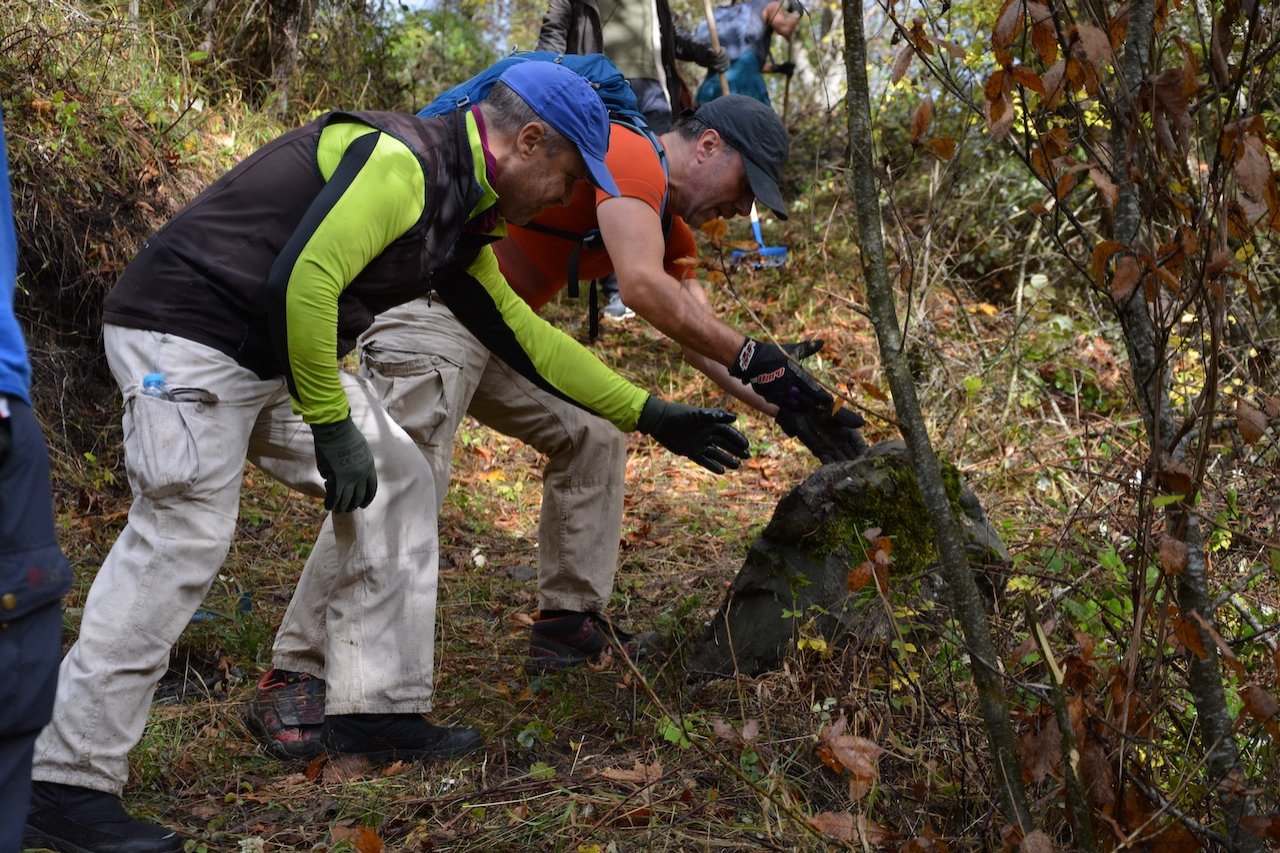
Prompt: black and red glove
<box><xmin>729</xmin><ymin>337</ymin><xmax>834</xmax><ymax>415</ymax></box>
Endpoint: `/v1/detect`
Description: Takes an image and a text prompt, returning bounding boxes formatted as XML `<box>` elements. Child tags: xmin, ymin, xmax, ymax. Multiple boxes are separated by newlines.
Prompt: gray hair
<box><xmin>672</xmin><ymin>113</ymin><xmax>735</xmax><ymax>152</ymax></box>
<box><xmin>482</xmin><ymin>81</ymin><xmax>569</xmax><ymax>154</ymax></box>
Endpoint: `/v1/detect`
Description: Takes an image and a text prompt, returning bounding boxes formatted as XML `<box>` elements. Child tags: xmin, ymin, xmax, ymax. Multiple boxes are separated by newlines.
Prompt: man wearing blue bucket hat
<box><xmin>25</xmin><ymin>61</ymin><xmax>749</xmax><ymax>853</ymax></box>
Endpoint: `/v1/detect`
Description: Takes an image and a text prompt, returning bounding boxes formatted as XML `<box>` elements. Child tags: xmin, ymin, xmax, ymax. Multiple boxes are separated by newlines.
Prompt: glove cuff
<box><xmin>310</xmin><ymin>415</ymin><xmax>355</xmax><ymax>441</ymax></box>
<box><xmin>728</xmin><ymin>337</ymin><xmax>756</xmax><ymax>380</ymax></box>
<box><xmin>636</xmin><ymin>395</ymin><xmax>665</xmax><ymax>435</ymax></box>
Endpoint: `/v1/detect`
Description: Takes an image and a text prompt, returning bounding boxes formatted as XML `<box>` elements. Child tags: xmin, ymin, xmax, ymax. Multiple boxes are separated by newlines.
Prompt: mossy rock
<box><xmin>687</xmin><ymin>440</ymin><xmax>1008</xmax><ymax>677</ymax></box>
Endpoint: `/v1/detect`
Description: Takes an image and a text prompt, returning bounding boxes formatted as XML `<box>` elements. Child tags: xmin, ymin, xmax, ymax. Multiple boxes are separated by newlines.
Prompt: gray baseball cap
<box><xmin>693</xmin><ymin>95</ymin><xmax>790</xmax><ymax>220</ymax></box>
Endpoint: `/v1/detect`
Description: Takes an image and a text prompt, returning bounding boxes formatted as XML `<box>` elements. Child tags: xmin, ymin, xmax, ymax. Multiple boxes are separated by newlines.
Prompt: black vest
<box><xmin>104</xmin><ymin>109</ymin><xmax>491</xmax><ymax>378</ymax></box>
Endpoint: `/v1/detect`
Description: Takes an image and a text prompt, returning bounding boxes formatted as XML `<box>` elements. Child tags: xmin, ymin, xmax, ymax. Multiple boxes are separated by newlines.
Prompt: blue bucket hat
<box><xmin>498</xmin><ymin>62</ymin><xmax>620</xmax><ymax>198</ymax></box>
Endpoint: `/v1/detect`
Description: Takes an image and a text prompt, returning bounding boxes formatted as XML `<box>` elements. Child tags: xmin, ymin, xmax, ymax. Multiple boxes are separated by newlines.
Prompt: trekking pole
<box><xmin>701</xmin><ymin>0</ymin><xmax>731</xmax><ymax>96</ymax></box>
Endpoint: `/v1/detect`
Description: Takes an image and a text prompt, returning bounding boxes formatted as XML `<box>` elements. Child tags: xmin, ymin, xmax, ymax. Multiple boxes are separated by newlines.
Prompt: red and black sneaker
<box><xmin>528</xmin><ymin>611</ymin><xmax>659</xmax><ymax>672</ymax></box>
<box><xmin>244</xmin><ymin>667</ymin><xmax>326</xmax><ymax>759</ymax></box>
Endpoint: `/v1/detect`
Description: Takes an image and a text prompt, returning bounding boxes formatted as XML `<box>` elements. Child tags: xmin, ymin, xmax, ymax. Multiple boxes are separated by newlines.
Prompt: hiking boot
<box><xmin>600</xmin><ymin>292</ymin><xmax>635</xmax><ymax>321</ymax></box>
<box><xmin>244</xmin><ymin>667</ymin><xmax>326</xmax><ymax>759</ymax></box>
<box><xmin>324</xmin><ymin>713</ymin><xmax>484</xmax><ymax>762</ymax></box>
<box><xmin>529</xmin><ymin>611</ymin><xmax>659</xmax><ymax>672</ymax></box>
<box><xmin>24</xmin><ymin>781</ymin><xmax>184</xmax><ymax>853</ymax></box>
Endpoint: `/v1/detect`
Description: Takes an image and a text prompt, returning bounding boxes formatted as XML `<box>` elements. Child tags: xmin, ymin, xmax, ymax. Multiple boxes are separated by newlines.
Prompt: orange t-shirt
<box><xmin>497</xmin><ymin>123</ymin><xmax>698</xmax><ymax>311</ymax></box>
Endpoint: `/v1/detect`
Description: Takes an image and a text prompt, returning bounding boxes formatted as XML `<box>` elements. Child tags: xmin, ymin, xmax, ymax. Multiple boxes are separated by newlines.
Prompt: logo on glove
<box><xmin>754</xmin><ymin>366</ymin><xmax>787</xmax><ymax>384</ymax></box>
<box><xmin>736</xmin><ymin>339</ymin><xmax>756</xmax><ymax>372</ymax></box>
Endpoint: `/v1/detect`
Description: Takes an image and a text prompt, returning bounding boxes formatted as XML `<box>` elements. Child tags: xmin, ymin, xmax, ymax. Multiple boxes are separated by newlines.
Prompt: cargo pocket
<box><xmin>122</xmin><ymin>389</ymin><xmax>214</xmax><ymax>499</ymax></box>
<box><xmin>361</xmin><ymin>346</ymin><xmax>464</xmax><ymax>448</ymax></box>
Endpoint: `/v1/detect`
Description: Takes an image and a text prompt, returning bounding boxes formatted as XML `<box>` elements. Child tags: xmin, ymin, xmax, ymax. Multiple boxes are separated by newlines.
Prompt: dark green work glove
<box><xmin>728</xmin><ymin>338</ymin><xmax>834</xmax><ymax>415</ymax></box>
<box><xmin>637</xmin><ymin>396</ymin><xmax>751</xmax><ymax>474</ymax></box>
<box><xmin>311</xmin><ymin>416</ymin><xmax>377</xmax><ymax>512</ymax></box>
<box><xmin>776</xmin><ymin>407</ymin><xmax>867</xmax><ymax>464</ymax></box>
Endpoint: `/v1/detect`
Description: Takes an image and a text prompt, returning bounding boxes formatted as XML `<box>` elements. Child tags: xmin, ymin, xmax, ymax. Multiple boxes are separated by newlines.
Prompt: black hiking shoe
<box><xmin>324</xmin><ymin>713</ymin><xmax>484</xmax><ymax>763</ymax></box>
<box><xmin>528</xmin><ymin>611</ymin><xmax>659</xmax><ymax>672</ymax></box>
<box><xmin>244</xmin><ymin>667</ymin><xmax>326</xmax><ymax>759</ymax></box>
<box><xmin>24</xmin><ymin>781</ymin><xmax>184</xmax><ymax>853</ymax></box>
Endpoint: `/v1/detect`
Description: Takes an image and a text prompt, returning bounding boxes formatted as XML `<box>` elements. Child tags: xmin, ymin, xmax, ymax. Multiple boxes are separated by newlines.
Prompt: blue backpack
<box><xmin>420</xmin><ymin>51</ymin><xmax>672</xmax><ymax>338</ymax></box>
<box><xmin>419</xmin><ymin>50</ymin><xmax>648</xmax><ymax>129</ymax></box>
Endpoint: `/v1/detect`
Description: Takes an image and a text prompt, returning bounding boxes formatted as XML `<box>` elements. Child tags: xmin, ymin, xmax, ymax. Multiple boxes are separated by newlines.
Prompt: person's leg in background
<box><xmin>0</xmin><ymin>398</ymin><xmax>70</xmax><ymax>853</ymax></box>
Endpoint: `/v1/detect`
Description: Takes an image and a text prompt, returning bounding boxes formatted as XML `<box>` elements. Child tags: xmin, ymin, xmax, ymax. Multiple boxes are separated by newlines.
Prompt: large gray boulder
<box><xmin>687</xmin><ymin>440</ymin><xmax>1008</xmax><ymax>677</ymax></box>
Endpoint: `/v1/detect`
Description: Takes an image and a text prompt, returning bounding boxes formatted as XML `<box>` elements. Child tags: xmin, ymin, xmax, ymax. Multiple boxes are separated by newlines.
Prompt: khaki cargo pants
<box><xmin>33</xmin><ymin>325</ymin><xmax>441</xmax><ymax>795</ymax></box>
<box><xmin>272</xmin><ymin>296</ymin><xmax>628</xmax><ymax>675</ymax></box>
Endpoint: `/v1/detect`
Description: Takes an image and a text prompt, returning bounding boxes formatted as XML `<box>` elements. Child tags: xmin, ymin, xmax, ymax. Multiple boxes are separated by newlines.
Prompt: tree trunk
<box><xmin>839</xmin><ymin>0</ymin><xmax>1033</xmax><ymax>833</ymax></box>
<box><xmin>1174</xmin><ymin>516</ymin><xmax>1263</xmax><ymax>850</ymax></box>
<box><xmin>268</xmin><ymin>0</ymin><xmax>314</xmax><ymax>118</ymax></box>
<box><xmin>1108</xmin><ymin>0</ymin><xmax>1261</xmax><ymax>847</ymax></box>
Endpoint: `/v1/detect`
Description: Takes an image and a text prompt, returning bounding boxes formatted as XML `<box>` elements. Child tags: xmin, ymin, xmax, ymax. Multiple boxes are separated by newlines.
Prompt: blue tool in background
<box><xmin>731</xmin><ymin>204</ymin><xmax>788</xmax><ymax>268</ymax></box>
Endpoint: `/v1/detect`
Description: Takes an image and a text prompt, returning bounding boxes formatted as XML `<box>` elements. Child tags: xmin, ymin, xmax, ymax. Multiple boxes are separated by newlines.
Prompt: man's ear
<box><xmin>697</xmin><ymin>128</ymin><xmax>722</xmax><ymax>161</ymax></box>
<box><xmin>515</xmin><ymin>122</ymin><xmax>547</xmax><ymax>158</ymax></box>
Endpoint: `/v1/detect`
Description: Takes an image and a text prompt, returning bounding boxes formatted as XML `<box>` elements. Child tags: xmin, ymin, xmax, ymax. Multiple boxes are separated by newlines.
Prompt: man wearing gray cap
<box><xmin>246</xmin><ymin>94</ymin><xmax>864</xmax><ymax>757</ymax></box>
<box><xmin>25</xmin><ymin>62</ymin><xmax>750</xmax><ymax>853</ymax></box>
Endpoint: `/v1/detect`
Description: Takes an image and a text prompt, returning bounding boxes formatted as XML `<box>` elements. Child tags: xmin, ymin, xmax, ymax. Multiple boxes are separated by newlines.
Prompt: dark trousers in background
<box><xmin>0</xmin><ymin>398</ymin><xmax>70</xmax><ymax>852</ymax></box>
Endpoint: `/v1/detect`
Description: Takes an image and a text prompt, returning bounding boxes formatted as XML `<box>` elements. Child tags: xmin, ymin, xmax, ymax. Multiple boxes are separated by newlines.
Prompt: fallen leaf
<box><xmin>600</xmin><ymin>759</ymin><xmax>663</xmax><ymax>785</ymax></box>
<box><xmin>189</xmin><ymin>801</ymin><xmax>221</xmax><ymax>820</ymax></box>
<box><xmin>322</xmin><ymin>754</ymin><xmax>372</xmax><ymax>783</ymax></box>
<box><xmin>711</xmin><ymin>718</ymin><xmax>739</xmax><ymax>744</ymax></box>
<box><xmin>1237</xmin><ymin>399</ymin><xmax>1267</xmax><ymax>444</ymax></box>
<box><xmin>608</xmin><ymin>806</ymin><xmax>654</xmax><ymax>827</ymax></box>
<box><xmin>1018</xmin><ymin>714</ymin><xmax>1061</xmax><ymax>784</ymax></box>
<box><xmin>331</xmin><ymin>825</ymin><xmax>384</xmax><ymax>853</ymax></box>
<box><xmin>1021</xmin><ymin>830</ymin><xmax>1055</xmax><ymax>852</ymax></box>
<box><xmin>810</xmin><ymin>811</ymin><xmax>856</xmax><ymax>840</ymax></box>
<box><xmin>809</xmin><ymin>812</ymin><xmax>894</xmax><ymax>844</ymax></box>
<box><xmin>816</xmin><ymin>733</ymin><xmax>883</xmax><ymax>797</ymax></box>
